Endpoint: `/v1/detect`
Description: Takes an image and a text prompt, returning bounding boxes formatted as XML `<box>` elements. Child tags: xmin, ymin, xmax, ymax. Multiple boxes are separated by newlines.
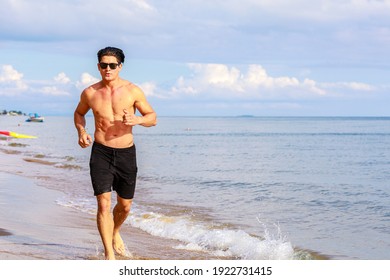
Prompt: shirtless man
<box><xmin>74</xmin><ymin>47</ymin><xmax>157</xmax><ymax>260</ymax></box>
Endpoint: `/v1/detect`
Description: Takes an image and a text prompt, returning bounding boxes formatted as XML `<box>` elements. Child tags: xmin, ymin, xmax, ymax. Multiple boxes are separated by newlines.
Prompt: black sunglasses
<box><xmin>99</xmin><ymin>62</ymin><xmax>120</xmax><ymax>70</ymax></box>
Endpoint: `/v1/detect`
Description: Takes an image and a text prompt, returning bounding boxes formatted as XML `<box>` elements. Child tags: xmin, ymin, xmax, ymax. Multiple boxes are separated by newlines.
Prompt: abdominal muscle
<box><xmin>93</xmin><ymin>113</ymin><xmax>134</xmax><ymax>148</ymax></box>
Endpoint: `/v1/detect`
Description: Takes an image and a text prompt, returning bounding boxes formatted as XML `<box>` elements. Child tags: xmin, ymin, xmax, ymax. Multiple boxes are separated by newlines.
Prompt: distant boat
<box><xmin>26</xmin><ymin>113</ymin><xmax>44</xmax><ymax>123</ymax></box>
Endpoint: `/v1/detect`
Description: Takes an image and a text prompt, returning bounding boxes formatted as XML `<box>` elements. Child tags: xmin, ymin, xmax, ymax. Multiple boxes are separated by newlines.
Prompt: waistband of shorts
<box><xmin>92</xmin><ymin>141</ymin><xmax>135</xmax><ymax>152</ymax></box>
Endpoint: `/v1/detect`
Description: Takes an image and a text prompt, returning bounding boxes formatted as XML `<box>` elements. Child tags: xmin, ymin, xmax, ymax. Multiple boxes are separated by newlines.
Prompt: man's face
<box><xmin>98</xmin><ymin>55</ymin><xmax>122</xmax><ymax>81</ymax></box>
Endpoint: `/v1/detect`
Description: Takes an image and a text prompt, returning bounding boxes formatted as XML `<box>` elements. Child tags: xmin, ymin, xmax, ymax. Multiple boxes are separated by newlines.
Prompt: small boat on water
<box><xmin>26</xmin><ymin>113</ymin><xmax>44</xmax><ymax>123</ymax></box>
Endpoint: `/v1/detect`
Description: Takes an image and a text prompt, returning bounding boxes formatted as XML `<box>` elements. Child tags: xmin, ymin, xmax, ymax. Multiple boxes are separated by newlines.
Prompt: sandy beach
<box><xmin>0</xmin><ymin>150</ymin><xmax>224</xmax><ymax>260</ymax></box>
<box><xmin>0</xmin><ymin>153</ymin><xmax>97</xmax><ymax>259</ymax></box>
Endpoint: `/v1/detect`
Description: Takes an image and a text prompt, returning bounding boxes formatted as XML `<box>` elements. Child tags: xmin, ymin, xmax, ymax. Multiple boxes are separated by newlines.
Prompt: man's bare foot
<box><xmin>113</xmin><ymin>232</ymin><xmax>126</xmax><ymax>256</ymax></box>
<box><xmin>105</xmin><ymin>253</ymin><xmax>116</xmax><ymax>260</ymax></box>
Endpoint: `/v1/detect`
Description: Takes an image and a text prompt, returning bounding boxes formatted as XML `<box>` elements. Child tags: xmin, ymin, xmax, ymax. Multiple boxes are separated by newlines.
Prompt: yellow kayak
<box><xmin>0</xmin><ymin>130</ymin><xmax>37</xmax><ymax>139</ymax></box>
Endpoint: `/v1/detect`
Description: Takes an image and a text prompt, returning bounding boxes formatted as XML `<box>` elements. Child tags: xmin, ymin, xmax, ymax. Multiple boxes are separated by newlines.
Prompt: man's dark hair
<box><xmin>97</xmin><ymin>47</ymin><xmax>125</xmax><ymax>64</ymax></box>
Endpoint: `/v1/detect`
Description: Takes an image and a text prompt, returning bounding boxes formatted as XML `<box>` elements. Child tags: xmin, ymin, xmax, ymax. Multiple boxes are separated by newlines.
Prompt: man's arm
<box><xmin>74</xmin><ymin>91</ymin><xmax>93</xmax><ymax>147</ymax></box>
<box><xmin>123</xmin><ymin>86</ymin><xmax>157</xmax><ymax>127</ymax></box>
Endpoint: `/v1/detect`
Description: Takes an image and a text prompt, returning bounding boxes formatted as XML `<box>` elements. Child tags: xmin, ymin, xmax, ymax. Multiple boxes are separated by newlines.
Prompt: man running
<box><xmin>74</xmin><ymin>46</ymin><xmax>157</xmax><ymax>260</ymax></box>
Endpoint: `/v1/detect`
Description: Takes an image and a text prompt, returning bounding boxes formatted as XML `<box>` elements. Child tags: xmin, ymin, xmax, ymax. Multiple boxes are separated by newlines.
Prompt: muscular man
<box><xmin>74</xmin><ymin>47</ymin><xmax>157</xmax><ymax>260</ymax></box>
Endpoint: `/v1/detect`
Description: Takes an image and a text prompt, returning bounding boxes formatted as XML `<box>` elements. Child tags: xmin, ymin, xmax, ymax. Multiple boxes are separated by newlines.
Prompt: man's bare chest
<box><xmin>90</xmin><ymin>91</ymin><xmax>135</xmax><ymax>116</ymax></box>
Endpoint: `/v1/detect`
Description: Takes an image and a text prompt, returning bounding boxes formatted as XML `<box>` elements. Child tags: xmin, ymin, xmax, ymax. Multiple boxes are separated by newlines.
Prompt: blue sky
<box><xmin>0</xmin><ymin>0</ymin><xmax>389</xmax><ymax>116</ymax></box>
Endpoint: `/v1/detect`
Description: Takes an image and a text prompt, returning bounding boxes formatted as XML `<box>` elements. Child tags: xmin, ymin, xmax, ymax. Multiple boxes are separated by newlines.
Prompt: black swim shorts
<box><xmin>89</xmin><ymin>142</ymin><xmax>138</xmax><ymax>199</ymax></box>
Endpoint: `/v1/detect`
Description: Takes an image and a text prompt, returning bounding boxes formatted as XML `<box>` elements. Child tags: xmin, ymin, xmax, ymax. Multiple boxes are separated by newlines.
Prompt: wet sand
<box><xmin>0</xmin><ymin>151</ymin><xmax>222</xmax><ymax>260</ymax></box>
<box><xmin>0</xmin><ymin>168</ymin><xmax>97</xmax><ymax>259</ymax></box>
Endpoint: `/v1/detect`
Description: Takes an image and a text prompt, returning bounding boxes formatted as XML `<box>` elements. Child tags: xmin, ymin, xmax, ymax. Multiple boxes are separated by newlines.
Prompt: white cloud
<box><xmin>76</xmin><ymin>73</ymin><xmax>99</xmax><ymax>90</ymax></box>
<box><xmin>1</xmin><ymin>1</ymin><xmax>388</xmax><ymax>116</ymax></box>
<box><xmin>162</xmin><ymin>63</ymin><xmax>382</xmax><ymax>101</ymax></box>
<box><xmin>171</xmin><ymin>76</ymin><xmax>198</xmax><ymax>95</ymax></box>
<box><xmin>244</xmin><ymin>65</ymin><xmax>300</xmax><ymax>89</ymax></box>
<box><xmin>34</xmin><ymin>72</ymin><xmax>76</xmax><ymax>96</ymax></box>
<box><xmin>1</xmin><ymin>64</ymin><xmax>90</xmax><ymax>98</ymax></box>
<box><xmin>0</xmin><ymin>65</ymin><xmax>23</xmax><ymax>82</ymax></box>
<box><xmin>188</xmin><ymin>63</ymin><xmax>244</xmax><ymax>92</ymax></box>
<box><xmin>138</xmin><ymin>81</ymin><xmax>159</xmax><ymax>97</ymax></box>
<box><xmin>322</xmin><ymin>81</ymin><xmax>376</xmax><ymax>91</ymax></box>
<box><xmin>40</xmin><ymin>86</ymin><xmax>71</xmax><ymax>96</ymax></box>
<box><xmin>169</xmin><ymin>63</ymin><xmax>327</xmax><ymax>99</ymax></box>
<box><xmin>54</xmin><ymin>72</ymin><xmax>71</xmax><ymax>84</ymax></box>
<box><xmin>0</xmin><ymin>0</ymin><xmax>388</xmax><ymax>71</ymax></box>
<box><xmin>0</xmin><ymin>65</ymin><xmax>28</xmax><ymax>95</ymax></box>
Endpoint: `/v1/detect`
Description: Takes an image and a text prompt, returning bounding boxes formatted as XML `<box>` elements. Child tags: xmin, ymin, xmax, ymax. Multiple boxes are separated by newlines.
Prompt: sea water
<box><xmin>1</xmin><ymin>115</ymin><xmax>389</xmax><ymax>259</ymax></box>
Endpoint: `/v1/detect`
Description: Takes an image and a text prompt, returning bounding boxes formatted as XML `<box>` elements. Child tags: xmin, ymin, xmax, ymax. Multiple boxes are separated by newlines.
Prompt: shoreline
<box><xmin>0</xmin><ymin>151</ymin><xmax>226</xmax><ymax>260</ymax></box>
<box><xmin>0</xmin><ymin>170</ymin><xmax>99</xmax><ymax>259</ymax></box>
<box><xmin>0</xmin><ymin>169</ymin><xmax>227</xmax><ymax>260</ymax></box>
<box><xmin>0</xmin><ymin>137</ymin><xmax>331</xmax><ymax>260</ymax></box>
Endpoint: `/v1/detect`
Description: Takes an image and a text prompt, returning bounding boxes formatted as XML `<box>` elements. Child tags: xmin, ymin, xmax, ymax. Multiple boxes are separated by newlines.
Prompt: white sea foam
<box><xmin>129</xmin><ymin>211</ymin><xmax>295</xmax><ymax>260</ymax></box>
<box><xmin>56</xmin><ymin>195</ymin><xmax>295</xmax><ymax>259</ymax></box>
<box><xmin>56</xmin><ymin>196</ymin><xmax>96</xmax><ymax>215</ymax></box>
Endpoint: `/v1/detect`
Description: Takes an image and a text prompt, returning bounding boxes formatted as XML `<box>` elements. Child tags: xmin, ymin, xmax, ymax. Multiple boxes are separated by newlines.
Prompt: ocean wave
<box><xmin>7</xmin><ymin>142</ymin><xmax>29</xmax><ymax>147</ymax></box>
<box><xmin>129</xmin><ymin>211</ymin><xmax>296</xmax><ymax>260</ymax></box>
<box><xmin>19</xmin><ymin>154</ymin><xmax>83</xmax><ymax>170</ymax></box>
<box><xmin>55</xmin><ymin>195</ymin><xmax>297</xmax><ymax>260</ymax></box>
<box><xmin>23</xmin><ymin>158</ymin><xmax>56</xmax><ymax>165</ymax></box>
<box><xmin>54</xmin><ymin>163</ymin><xmax>83</xmax><ymax>170</ymax></box>
<box><xmin>0</xmin><ymin>147</ymin><xmax>22</xmax><ymax>155</ymax></box>
<box><xmin>56</xmin><ymin>196</ymin><xmax>96</xmax><ymax>215</ymax></box>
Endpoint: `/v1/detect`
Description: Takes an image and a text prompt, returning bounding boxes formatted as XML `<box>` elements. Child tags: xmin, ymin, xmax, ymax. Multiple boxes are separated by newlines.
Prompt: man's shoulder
<box><xmin>122</xmin><ymin>80</ymin><xmax>143</xmax><ymax>94</ymax></box>
<box><xmin>122</xmin><ymin>80</ymin><xmax>137</xmax><ymax>89</ymax></box>
<box><xmin>83</xmin><ymin>81</ymin><xmax>102</xmax><ymax>95</ymax></box>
